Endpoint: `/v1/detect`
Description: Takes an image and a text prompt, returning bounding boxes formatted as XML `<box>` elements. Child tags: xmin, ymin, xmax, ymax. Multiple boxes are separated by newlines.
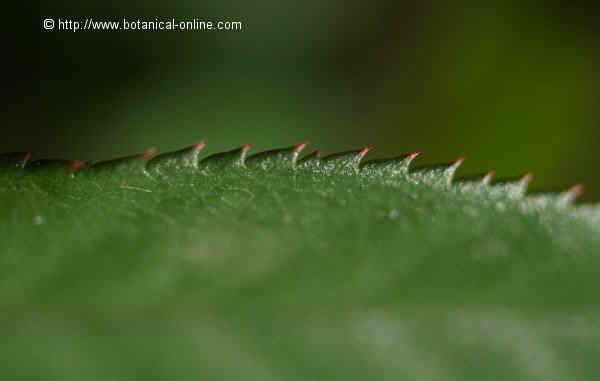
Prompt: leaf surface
<box><xmin>1</xmin><ymin>143</ymin><xmax>599</xmax><ymax>381</ymax></box>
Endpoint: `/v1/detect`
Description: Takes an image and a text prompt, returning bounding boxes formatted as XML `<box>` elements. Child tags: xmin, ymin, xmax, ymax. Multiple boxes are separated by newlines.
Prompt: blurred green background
<box><xmin>14</xmin><ymin>0</ymin><xmax>599</xmax><ymax>200</ymax></box>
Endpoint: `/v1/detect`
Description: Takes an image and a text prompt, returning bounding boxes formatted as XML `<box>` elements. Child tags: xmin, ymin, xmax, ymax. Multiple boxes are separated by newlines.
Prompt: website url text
<box><xmin>42</xmin><ymin>18</ymin><xmax>243</xmax><ymax>32</ymax></box>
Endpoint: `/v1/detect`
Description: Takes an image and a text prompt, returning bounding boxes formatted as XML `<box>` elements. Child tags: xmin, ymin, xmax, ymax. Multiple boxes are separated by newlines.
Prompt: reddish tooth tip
<box><xmin>293</xmin><ymin>142</ymin><xmax>308</xmax><ymax>150</ymax></box>
<box><xmin>69</xmin><ymin>161</ymin><xmax>83</xmax><ymax>170</ymax></box>
<box><xmin>523</xmin><ymin>172</ymin><xmax>534</xmax><ymax>181</ymax></box>
<box><xmin>453</xmin><ymin>156</ymin><xmax>465</xmax><ymax>165</ymax></box>
<box><xmin>570</xmin><ymin>184</ymin><xmax>585</xmax><ymax>195</ymax></box>
<box><xmin>24</xmin><ymin>152</ymin><xmax>32</xmax><ymax>159</ymax></box>
<box><xmin>240</xmin><ymin>144</ymin><xmax>252</xmax><ymax>152</ymax></box>
<box><xmin>406</xmin><ymin>151</ymin><xmax>421</xmax><ymax>159</ymax></box>
<box><xmin>314</xmin><ymin>149</ymin><xmax>322</xmax><ymax>155</ymax></box>
<box><xmin>484</xmin><ymin>170</ymin><xmax>495</xmax><ymax>183</ymax></box>
<box><xmin>359</xmin><ymin>146</ymin><xmax>371</xmax><ymax>154</ymax></box>
<box><xmin>143</xmin><ymin>147</ymin><xmax>157</xmax><ymax>159</ymax></box>
<box><xmin>193</xmin><ymin>140</ymin><xmax>206</xmax><ymax>151</ymax></box>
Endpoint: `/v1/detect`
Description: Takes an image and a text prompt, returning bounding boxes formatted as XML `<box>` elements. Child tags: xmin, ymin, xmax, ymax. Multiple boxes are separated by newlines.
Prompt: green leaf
<box><xmin>1</xmin><ymin>144</ymin><xmax>599</xmax><ymax>381</ymax></box>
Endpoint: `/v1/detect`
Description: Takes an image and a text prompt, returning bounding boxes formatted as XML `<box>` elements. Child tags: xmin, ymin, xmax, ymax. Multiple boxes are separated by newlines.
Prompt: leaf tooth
<box><xmin>0</xmin><ymin>152</ymin><xmax>32</xmax><ymax>172</ymax></box>
<box><xmin>320</xmin><ymin>147</ymin><xmax>371</xmax><ymax>175</ymax></box>
<box><xmin>198</xmin><ymin>144</ymin><xmax>251</xmax><ymax>172</ymax></box>
<box><xmin>561</xmin><ymin>184</ymin><xmax>585</xmax><ymax>206</ymax></box>
<box><xmin>245</xmin><ymin>142</ymin><xmax>307</xmax><ymax>170</ymax></box>
<box><xmin>457</xmin><ymin>169</ymin><xmax>495</xmax><ymax>190</ymax></box>
<box><xmin>146</xmin><ymin>140</ymin><xmax>206</xmax><ymax>175</ymax></box>
<box><xmin>360</xmin><ymin>151</ymin><xmax>420</xmax><ymax>177</ymax></box>
<box><xmin>482</xmin><ymin>169</ymin><xmax>495</xmax><ymax>186</ymax></box>
<box><xmin>296</xmin><ymin>149</ymin><xmax>322</xmax><ymax>170</ymax></box>
<box><xmin>87</xmin><ymin>148</ymin><xmax>156</xmax><ymax>178</ymax></box>
<box><xmin>411</xmin><ymin>156</ymin><xmax>464</xmax><ymax>187</ymax></box>
<box><xmin>27</xmin><ymin>159</ymin><xmax>82</xmax><ymax>170</ymax></box>
<box><xmin>530</xmin><ymin>184</ymin><xmax>585</xmax><ymax>208</ymax></box>
<box><xmin>490</xmin><ymin>172</ymin><xmax>534</xmax><ymax>199</ymax></box>
<box><xmin>25</xmin><ymin>159</ymin><xmax>83</xmax><ymax>178</ymax></box>
<box><xmin>69</xmin><ymin>161</ymin><xmax>84</xmax><ymax>170</ymax></box>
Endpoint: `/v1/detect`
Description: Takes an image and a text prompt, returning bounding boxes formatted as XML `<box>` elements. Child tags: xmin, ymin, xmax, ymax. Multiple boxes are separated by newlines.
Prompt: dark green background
<box><xmin>12</xmin><ymin>0</ymin><xmax>599</xmax><ymax>200</ymax></box>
